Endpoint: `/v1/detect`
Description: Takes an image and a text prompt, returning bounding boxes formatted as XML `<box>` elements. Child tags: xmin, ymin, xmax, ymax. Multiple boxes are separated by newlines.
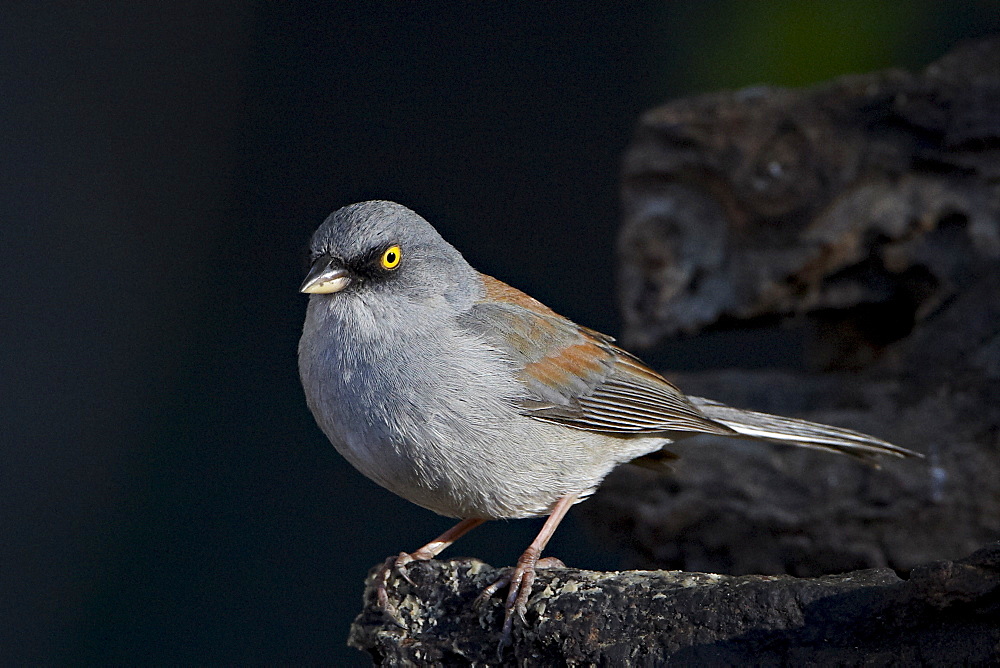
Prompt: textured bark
<box><xmin>350</xmin><ymin>544</ymin><xmax>1000</xmax><ymax>665</ymax></box>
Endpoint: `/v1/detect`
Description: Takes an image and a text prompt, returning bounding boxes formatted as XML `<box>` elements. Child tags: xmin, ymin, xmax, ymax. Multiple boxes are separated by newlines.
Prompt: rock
<box><xmin>590</xmin><ymin>37</ymin><xmax>1000</xmax><ymax>577</ymax></box>
<box><xmin>618</xmin><ymin>38</ymin><xmax>1000</xmax><ymax>354</ymax></box>
<box><xmin>349</xmin><ymin>543</ymin><xmax>1000</xmax><ymax>665</ymax></box>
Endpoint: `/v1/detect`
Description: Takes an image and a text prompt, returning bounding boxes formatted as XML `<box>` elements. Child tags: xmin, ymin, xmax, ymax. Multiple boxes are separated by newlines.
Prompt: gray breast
<box><xmin>299</xmin><ymin>293</ymin><xmax>668</xmax><ymax>518</ymax></box>
<box><xmin>299</xmin><ymin>294</ymin><xmax>532</xmax><ymax>515</ymax></box>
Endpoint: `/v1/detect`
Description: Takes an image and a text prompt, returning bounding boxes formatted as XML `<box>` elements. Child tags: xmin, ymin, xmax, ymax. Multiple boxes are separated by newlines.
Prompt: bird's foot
<box><xmin>475</xmin><ymin>549</ymin><xmax>565</xmax><ymax>653</ymax></box>
<box><xmin>372</xmin><ymin>518</ymin><xmax>488</xmax><ymax>628</ymax></box>
<box><xmin>375</xmin><ymin>551</ymin><xmax>428</xmax><ymax>625</ymax></box>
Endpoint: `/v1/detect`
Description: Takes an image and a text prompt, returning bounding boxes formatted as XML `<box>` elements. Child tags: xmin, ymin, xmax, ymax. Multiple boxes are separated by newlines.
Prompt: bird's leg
<box><xmin>476</xmin><ymin>492</ymin><xmax>578</xmax><ymax>648</ymax></box>
<box><xmin>376</xmin><ymin>517</ymin><xmax>485</xmax><ymax>612</ymax></box>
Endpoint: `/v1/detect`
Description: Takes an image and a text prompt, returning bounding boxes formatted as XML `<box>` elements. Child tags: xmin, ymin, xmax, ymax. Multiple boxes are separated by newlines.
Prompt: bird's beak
<box><xmin>300</xmin><ymin>255</ymin><xmax>352</xmax><ymax>294</ymax></box>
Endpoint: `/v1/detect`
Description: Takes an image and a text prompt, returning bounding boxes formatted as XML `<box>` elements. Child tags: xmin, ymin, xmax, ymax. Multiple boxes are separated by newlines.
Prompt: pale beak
<box><xmin>300</xmin><ymin>255</ymin><xmax>352</xmax><ymax>294</ymax></box>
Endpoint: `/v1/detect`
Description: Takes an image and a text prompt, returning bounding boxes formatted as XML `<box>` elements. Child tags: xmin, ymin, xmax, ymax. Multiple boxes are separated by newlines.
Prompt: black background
<box><xmin>4</xmin><ymin>2</ymin><xmax>997</xmax><ymax>663</ymax></box>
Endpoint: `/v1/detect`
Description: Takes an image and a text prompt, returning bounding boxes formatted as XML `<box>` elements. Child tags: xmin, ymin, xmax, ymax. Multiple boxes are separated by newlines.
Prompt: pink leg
<box><xmin>477</xmin><ymin>492</ymin><xmax>579</xmax><ymax>646</ymax></box>
<box><xmin>376</xmin><ymin>517</ymin><xmax>486</xmax><ymax>611</ymax></box>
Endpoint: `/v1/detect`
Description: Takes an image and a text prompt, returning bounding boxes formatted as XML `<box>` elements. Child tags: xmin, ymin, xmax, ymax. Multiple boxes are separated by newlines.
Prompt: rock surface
<box><xmin>588</xmin><ymin>37</ymin><xmax>1000</xmax><ymax>577</ymax></box>
<box><xmin>618</xmin><ymin>38</ymin><xmax>1000</xmax><ymax>353</ymax></box>
<box><xmin>349</xmin><ymin>544</ymin><xmax>1000</xmax><ymax>665</ymax></box>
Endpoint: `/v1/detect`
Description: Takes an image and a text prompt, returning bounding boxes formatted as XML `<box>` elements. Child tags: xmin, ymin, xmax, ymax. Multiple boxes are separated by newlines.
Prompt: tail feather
<box><xmin>689</xmin><ymin>397</ymin><xmax>922</xmax><ymax>463</ymax></box>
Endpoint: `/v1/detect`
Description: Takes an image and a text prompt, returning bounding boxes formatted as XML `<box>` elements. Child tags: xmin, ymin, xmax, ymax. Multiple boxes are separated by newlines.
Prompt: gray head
<box><xmin>300</xmin><ymin>201</ymin><xmax>480</xmax><ymax>306</ymax></box>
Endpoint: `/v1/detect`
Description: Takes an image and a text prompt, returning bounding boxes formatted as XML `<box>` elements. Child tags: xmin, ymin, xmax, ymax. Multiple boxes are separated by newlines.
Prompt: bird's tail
<box><xmin>689</xmin><ymin>397</ymin><xmax>922</xmax><ymax>463</ymax></box>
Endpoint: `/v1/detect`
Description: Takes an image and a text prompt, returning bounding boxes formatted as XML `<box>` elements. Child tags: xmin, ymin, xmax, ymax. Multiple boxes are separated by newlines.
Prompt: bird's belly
<box><xmin>299</xmin><ymin>310</ymin><xmax>665</xmax><ymax>519</ymax></box>
<box><xmin>325</xmin><ymin>413</ymin><xmax>567</xmax><ymax>518</ymax></box>
<box><xmin>329</xmin><ymin>408</ymin><xmax>666</xmax><ymax>519</ymax></box>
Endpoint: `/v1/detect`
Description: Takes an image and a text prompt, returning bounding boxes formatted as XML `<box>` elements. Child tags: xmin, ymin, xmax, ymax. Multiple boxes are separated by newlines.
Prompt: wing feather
<box><xmin>458</xmin><ymin>276</ymin><xmax>733</xmax><ymax>436</ymax></box>
<box><xmin>457</xmin><ymin>275</ymin><xmax>920</xmax><ymax>462</ymax></box>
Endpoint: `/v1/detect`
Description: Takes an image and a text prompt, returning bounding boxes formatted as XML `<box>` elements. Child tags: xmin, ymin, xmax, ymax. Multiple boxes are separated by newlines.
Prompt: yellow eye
<box><xmin>380</xmin><ymin>245</ymin><xmax>402</xmax><ymax>270</ymax></box>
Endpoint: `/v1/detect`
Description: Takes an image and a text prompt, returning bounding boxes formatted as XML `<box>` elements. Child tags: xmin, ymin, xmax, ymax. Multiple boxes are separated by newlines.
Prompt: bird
<box><xmin>297</xmin><ymin>200</ymin><xmax>920</xmax><ymax>643</ymax></box>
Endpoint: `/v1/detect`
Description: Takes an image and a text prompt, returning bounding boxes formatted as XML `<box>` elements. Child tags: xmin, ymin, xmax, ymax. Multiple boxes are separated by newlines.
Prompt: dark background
<box><xmin>4</xmin><ymin>2</ymin><xmax>997</xmax><ymax>664</ymax></box>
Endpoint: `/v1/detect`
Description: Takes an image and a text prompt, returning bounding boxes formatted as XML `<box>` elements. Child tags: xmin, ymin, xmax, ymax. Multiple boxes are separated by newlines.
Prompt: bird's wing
<box><xmin>457</xmin><ymin>275</ymin><xmax>733</xmax><ymax>436</ymax></box>
<box><xmin>457</xmin><ymin>276</ymin><xmax>921</xmax><ymax>463</ymax></box>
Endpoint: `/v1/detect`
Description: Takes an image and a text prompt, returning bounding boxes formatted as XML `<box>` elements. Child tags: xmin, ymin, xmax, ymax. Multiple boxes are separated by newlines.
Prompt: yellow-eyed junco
<box><xmin>298</xmin><ymin>201</ymin><xmax>919</xmax><ymax>641</ymax></box>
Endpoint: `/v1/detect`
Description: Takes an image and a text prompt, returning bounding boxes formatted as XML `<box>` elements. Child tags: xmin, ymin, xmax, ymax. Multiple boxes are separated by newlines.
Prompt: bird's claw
<box><xmin>500</xmin><ymin>565</ymin><xmax>535</xmax><ymax>643</ymax></box>
<box><xmin>473</xmin><ymin>571</ymin><xmax>510</xmax><ymax>609</ymax></box>
<box><xmin>374</xmin><ymin>552</ymin><xmax>422</xmax><ymax>627</ymax></box>
<box><xmin>394</xmin><ymin>552</ymin><xmax>418</xmax><ymax>585</ymax></box>
<box><xmin>475</xmin><ymin>551</ymin><xmax>566</xmax><ymax>654</ymax></box>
